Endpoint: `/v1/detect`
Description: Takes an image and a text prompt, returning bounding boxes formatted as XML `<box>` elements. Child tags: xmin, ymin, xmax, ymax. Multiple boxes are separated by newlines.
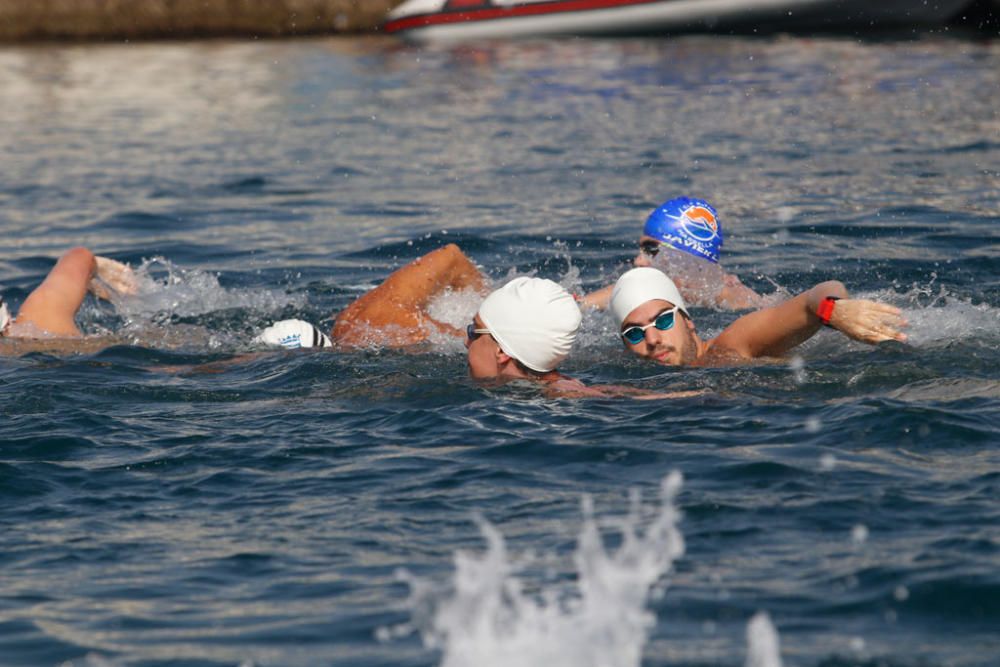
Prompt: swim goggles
<box><xmin>621</xmin><ymin>306</ymin><xmax>679</xmax><ymax>345</ymax></box>
<box><xmin>640</xmin><ymin>240</ymin><xmax>663</xmax><ymax>257</ymax></box>
<box><xmin>467</xmin><ymin>322</ymin><xmax>491</xmax><ymax>341</ymax></box>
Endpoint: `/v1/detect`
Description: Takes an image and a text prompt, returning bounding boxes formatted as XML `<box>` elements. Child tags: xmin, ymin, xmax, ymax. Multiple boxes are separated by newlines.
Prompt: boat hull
<box><xmin>384</xmin><ymin>0</ymin><xmax>972</xmax><ymax>41</ymax></box>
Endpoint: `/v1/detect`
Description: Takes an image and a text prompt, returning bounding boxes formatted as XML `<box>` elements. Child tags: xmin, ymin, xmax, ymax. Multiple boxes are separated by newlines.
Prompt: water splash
<box><xmin>650</xmin><ymin>247</ymin><xmax>727</xmax><ymax>307</ymax></box>
<box><xmin>897</xmin><ymin>291</ymin><xmax>997</xmax><ymax>347</ymax></box>
<box><xmin>391</xmin><ymin>472</ymin><xmax>686</xmax><ymax>667</ymax></box>
<box><xmin>426</xmin><ymin>286</ymin><xmax>488</xmax><ymax>352</ymax></box>
<box><xmin>119</xmin><ymin>257</ymin><xmax>305</xmax><ymax>322</ymax></box>
<box><xmin>76</xmin><ymin>256</ymin><xmax>308</xmax><ymax>351</ymax></box>
<box><xmin>785</xmin><ymin>281</ymin><xmax>999</xmax><ymax>361</ymax></box>
<box><xmin>745</xmin><ymin>611</ymin><xmax>783</xmax><ymax>667</ymax></box>
<box><xmin>57</xmin><ymin>653</ymin><xmax>121</xmax><ymax>667</ymax></box>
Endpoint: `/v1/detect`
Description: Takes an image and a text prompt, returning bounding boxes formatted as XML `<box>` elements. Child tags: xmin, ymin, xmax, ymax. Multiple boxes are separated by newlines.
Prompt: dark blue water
<box><xmin>1</xmin><ymin>35</ymin><xmax>998</xmax><ymax>667</ymax></box>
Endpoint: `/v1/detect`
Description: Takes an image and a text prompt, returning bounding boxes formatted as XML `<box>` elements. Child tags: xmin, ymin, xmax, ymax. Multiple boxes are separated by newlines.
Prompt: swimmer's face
<box><xmin>620</xmin><ymin>299</ymin><xmax>698</xmax><ymax>367</ymax></box>
<box><xmin>465</xmin><ymin>314</ymin><xmax>501</xmax><ymax>379</ymax></box>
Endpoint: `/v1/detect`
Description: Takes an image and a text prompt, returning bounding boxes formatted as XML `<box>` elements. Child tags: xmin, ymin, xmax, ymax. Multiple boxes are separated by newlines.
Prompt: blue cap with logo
<box><xmin>642</xmin><ymin>197</ymin><xmax>723</xmax><ymax>263</ymax></box>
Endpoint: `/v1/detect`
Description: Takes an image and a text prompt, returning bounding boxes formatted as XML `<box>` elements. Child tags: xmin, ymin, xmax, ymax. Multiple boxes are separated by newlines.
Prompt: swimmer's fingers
<box><xmin>87</xmin><ymin>278</ymin><xmax>113</xmax><ymax>301</ymax></box>
<box><xmin>92</xmin><ymin>256</ymin><xmax>138</xmax><ymax>298</ymax></box>
<box><xmin>829</xmin><ymin>299</ymin><xmax>908</xmax><ymax>344</ymax></box>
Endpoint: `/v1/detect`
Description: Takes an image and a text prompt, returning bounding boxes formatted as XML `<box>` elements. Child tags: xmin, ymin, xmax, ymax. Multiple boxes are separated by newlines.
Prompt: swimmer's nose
<box><xmin>634</xmin><ymin>251</ymin><xmax>651</xmax><ymax>267</ymax></box>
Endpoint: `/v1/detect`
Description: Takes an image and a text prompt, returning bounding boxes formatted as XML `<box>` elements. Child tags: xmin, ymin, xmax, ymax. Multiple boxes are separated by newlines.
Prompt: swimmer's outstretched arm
<box><xmin>332</xmin><ymin>244</ymin><xmax>488</xmax><ymax>347</ymax></box>
<box><xmin>710</xmin><ymin>281</ymin><xmax>907</xmax><ymax>359</ymax></box>
<box><xmin>578</xmin><ymin>284</ymin><xmax>613</xmax><ymax>310</ymax></box>
<box><xmin>12</xmin><ymin>247</ymin><xmax>136</xmax><ymax>338</ymax></box>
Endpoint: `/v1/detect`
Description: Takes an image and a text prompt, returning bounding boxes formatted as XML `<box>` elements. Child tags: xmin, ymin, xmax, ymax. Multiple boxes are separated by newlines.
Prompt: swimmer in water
<box><xmin>1</xmin><ymin>247</ymin><xmax>137</xmax><ymax>353</ymax></box>
<box><xmin>580</xmin><ymin>196</ymin><xmax>764</xmax><ymax>311</ymax></box>
<box><xmin>607</xmin><ymin>266</ymin><xmax>907</xmax><ymax>367</ymax></box>
<box><xmin>330</xmin><ymin>244</ymin><xmax>581</xmax><ymax>387</ymax></box>
<box><xmin>320</xmin><ymin>244</ymin><xmax>695</xmax><ymax>398</ymax></box>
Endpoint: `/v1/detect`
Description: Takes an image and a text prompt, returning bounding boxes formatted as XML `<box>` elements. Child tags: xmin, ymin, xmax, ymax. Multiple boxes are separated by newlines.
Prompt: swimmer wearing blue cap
<box><xmin>609</xmin><ymin>267</ymin><xmax>907</xmax><ymax>367</ymax></box>
<box><xmin>1</xmin><ymin>247</ymin><xmax>136</xmax><ymax>349</ymax></box>
<box><xmin>581</xmin><ymin>197</ymin><xmax>763</xmax><ymax>311</ymax></box>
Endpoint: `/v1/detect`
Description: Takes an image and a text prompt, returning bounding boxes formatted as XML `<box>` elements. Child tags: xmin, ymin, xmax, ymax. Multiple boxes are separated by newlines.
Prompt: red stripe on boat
<box><xmin>384</xmin><ymin>0</ymin><xmax>669</xmax><ymax>33</ymax></box>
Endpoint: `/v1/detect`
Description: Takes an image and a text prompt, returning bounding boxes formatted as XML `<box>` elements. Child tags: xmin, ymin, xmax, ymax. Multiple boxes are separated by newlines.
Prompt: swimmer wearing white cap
<box><xmin>331</xmin><ymin>244</ymin><xmax>582</xmax><ymax>385</ymax></box>
<box><xmin>1</xmin><ymin>247</ymin><xmax>136</xmax><ymax>345</ymax></box>
<box><xmin>610</xmin><ymin>267</ymin><xmax>908</xmax><ymax>367</ymax></box>
<box><xmin>468</xmin><ymin>275</ymin><xmax>580</xmax><ymax>380</ymax></box>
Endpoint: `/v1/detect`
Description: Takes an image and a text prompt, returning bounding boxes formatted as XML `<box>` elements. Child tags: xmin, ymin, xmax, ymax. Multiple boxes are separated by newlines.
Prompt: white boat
<box><xmin>383</xmin><ymin>0</ymin><xmax>973</xmax><ymax>42</ymax></box>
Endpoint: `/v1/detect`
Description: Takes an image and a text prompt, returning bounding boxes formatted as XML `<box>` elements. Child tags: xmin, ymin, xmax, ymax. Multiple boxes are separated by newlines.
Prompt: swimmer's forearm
<box><xmin>717</xmin><ymin>275</ymin><xmax>764</xmax><ymax>310</ymax></box>
<box><xmin>374</xmin><ymin>244</ymin><xmax>486</xmax><ymax>308</ymax></box>
<box><xmin>713</xmin><ymin>280</ymin><xmax>846</xmax><ymax>358</ymax></box>
<box><xmin>579</xmin><ymin>284</ymin><xmax>612</xmax><ymax>310</ymax></box>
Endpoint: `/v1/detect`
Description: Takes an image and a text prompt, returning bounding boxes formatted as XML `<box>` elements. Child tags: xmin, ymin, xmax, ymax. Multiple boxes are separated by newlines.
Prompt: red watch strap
<box><xmin>817</xmin><ymin>296</ymin><xmax>840</xmax><ymax>326</ymax></box>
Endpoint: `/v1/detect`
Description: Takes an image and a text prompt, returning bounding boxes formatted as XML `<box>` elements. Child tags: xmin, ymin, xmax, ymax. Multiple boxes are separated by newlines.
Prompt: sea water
<box><xmin>0</xmin><ymin>33</ymin><xmax>998</xmax><ymax>667</ymax></box>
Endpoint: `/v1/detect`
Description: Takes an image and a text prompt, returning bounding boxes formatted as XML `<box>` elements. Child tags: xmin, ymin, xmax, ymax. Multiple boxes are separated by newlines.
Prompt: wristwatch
<box><xmin>817</xmin><ymin>295</ymin><xmax>840</xmax><ymax>327</ymax></box>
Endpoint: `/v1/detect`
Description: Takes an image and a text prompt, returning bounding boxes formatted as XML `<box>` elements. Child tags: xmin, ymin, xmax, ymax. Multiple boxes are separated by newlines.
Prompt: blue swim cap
<box><xmin>642</xmin><ymin>197</ymin><xmax>723</xmax><ymax>264</ymax></box>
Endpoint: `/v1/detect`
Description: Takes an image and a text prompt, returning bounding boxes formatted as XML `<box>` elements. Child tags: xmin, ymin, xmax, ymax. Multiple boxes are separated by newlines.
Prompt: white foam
<box><xmin>70</xmin><ymin>257</ymin><xmax>309</xmax><ymax>350</ymax></box>
<box><xmin>745</xmin><ymin>611</ymin><xmax>783</xmax><ymax>667</ymax></box>
<box><xmin>56</xmin><ymin>652</ymin><xmax>121</xmax><ymax>667</ymax></box>
<box><xmin>389</xmin><ymin>472</ymin><xmax>685</xmax><ymax>667</ymax></box>
<box><xmin>855</xmin><ymin>279</ymin><xmax>998</xmax><ymax>348</ymax></box>
<box><xmin>427</xmin><ymin>288</ymin><xmax>486</xmax><ymax>329</ymax></box>
<box><xmin>650</xmin><ymin>247</ymin><xmax>726</xmax><ymax>306</ymax></box>
<box><xmin>114</xmin><ymin>257</ymin><xmax>305</xmax><ymax>323</ymax></box>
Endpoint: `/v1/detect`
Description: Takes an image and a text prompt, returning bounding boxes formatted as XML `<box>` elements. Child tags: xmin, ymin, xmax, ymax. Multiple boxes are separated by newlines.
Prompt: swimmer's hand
<box><xmin>828</xmin><ymin>299</ymin><xmax>908</xmax><ymax>344</ymax></box>
<box><xmin>89</xmin><ymin>257</ymin><xmax>138</xmax><ymax>301</ymax></box>
<box><xmin>632</xmin><ymin>389</ymin><xmax>708</xmax><ymax>400</ymax></box>
<box><xmin>549</xmin><ymin>379</ymin><xmax>707</xmax><ymax>400</ymax></box>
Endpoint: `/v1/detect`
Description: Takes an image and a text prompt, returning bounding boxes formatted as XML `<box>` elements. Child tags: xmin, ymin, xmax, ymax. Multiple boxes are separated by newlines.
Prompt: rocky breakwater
<box><xmin>0</xmin><ymin>0</ymin><xmax>399</xmax><ymax>41</ymax></box>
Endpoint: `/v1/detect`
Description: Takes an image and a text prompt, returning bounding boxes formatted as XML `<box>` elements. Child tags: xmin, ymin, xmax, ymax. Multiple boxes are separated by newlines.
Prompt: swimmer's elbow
<box><xmin>64</xmin><ymin>247</ymin><xmax>96</xmax><ymax>266</ymax></box>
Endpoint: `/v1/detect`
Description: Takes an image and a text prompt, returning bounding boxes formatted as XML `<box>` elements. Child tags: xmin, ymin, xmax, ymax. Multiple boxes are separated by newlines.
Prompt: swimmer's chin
<box><xmin>650</xmin><ymin>350</ymin><xmax>675</xmax><ymax>365</ymax></box>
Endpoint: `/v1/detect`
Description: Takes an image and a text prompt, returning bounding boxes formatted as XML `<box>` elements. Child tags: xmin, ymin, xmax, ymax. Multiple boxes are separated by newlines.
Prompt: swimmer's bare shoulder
<box><xmin>692</xmin><ymin>340</ymin><xmax>749</xmax><ymax>367</ymax></box>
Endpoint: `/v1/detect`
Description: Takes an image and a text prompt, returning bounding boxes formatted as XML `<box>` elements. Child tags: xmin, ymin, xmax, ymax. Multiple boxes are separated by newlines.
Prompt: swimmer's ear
<box><xmin>683</xmin><ymin>314</ymin><xmax>696</xmax><ymax>332</ymax></box>
<box><xmin>496</xmin><ymin>348</ymin><xmax>512</xmax><ymax>365</ymax></box>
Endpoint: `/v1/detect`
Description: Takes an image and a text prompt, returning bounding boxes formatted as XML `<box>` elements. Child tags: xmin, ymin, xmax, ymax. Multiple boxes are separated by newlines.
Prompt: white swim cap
<box><xmin>0</xmin><ymin>296</ymin><xmax>10</xmax><ymax>334</ymax></box>
<box><xmin>478</xmin><ymin>277</ymin><xmax>581</xmax><ymax>373</ymax></box>
<box><xmin>256</xmin><ymin>319</ymin><xmax>332</xmax><ymax>349</ymax></box>
<box><xmin>610</xmin><ymin>267</ymin><xmax>690</xmax><ymax>328</ymax></box>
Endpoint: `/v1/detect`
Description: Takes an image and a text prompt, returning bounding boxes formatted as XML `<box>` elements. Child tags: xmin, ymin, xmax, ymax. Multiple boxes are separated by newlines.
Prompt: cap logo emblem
<box><xmin>680</xmin><ymin>205</ymin><xmax>719</xmax><ymax>242</ymax></box>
